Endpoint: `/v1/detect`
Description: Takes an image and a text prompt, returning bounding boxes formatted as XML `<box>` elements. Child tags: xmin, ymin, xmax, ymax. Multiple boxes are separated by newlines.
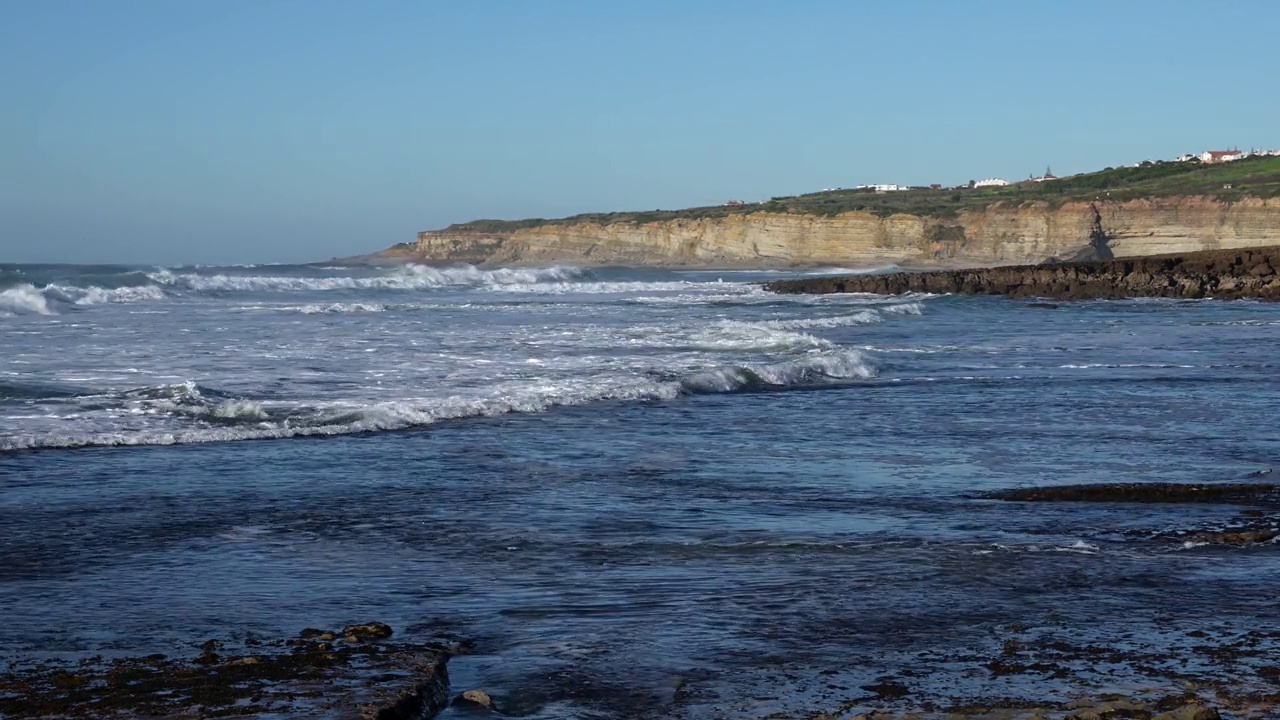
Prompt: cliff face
<box><xmin>414</xmin><ymin>197</ymin><xmax>1280</xmax><ymax>268</ymax></box>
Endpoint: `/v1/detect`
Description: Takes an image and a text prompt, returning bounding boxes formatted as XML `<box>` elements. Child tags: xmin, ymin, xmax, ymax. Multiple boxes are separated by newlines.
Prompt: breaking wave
<box><xmin>0</xmin><ymin>285</ymin><xmax>55</xmax><ymax>316</ymax></box>
<box><xmin>679</xmin><ymin>350</ymin><xmax>875</xmax><ymax>394</ymax></box>
<box><xmin>0</xmin><ymin>283</ymin><xmax>166</xmax><ymax>315</ymax></box>
<box><xmin>146</xmin><ymin>265</ymin><xmax>590</xmax><ymax>293</ymax></box>
<box><xmin>1</xmin><ymin>351</ymin><xmax>877</xmax><ymax>451</ymax></box>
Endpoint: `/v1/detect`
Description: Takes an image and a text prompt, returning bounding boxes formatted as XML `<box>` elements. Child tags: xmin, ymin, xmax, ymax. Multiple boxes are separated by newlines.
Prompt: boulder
<box><xmin>343</xmin><ymin>622</ymin><xmax>393</xmax><ymax>643</ymax></box>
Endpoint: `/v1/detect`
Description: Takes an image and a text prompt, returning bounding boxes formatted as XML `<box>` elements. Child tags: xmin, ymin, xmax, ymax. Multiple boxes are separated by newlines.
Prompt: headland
<box><xmin>379</xmin><ymin>154</ymin><xmax>1280</xmax><ymax>268</ymax></box>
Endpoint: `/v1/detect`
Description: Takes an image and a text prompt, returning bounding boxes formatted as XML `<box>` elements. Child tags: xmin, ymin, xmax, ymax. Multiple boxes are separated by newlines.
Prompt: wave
<box><xmin>755</xmin><ymin>310</ymin><xmax>881</xmax><ymax>330</ymax></box>
<box><xmin>291</xmin><ymin>302</ymin><xmax>389</xmax><ymax>314</ymax></box>
<box><xmin>1</xmin><ymin>352</ymin><xmax>876</xmax><ymax>452</ymax></box>
<box><xmin>145</xmin><ymin>265</ymin><xmax>590</xmax><ymax>293</ymax></box>
<box><xmin>0</xmin><ymin>285</ymin><xmax>55</xmax><ymax>316</ymax></box>
<box><xmin>679</xmin><ymin>350</ymin><xmax>875</xmax><ymax>393</ymax></box>
<box><xmin>0</xmin><ymin>283</ymin><xmax>166</xmax><ymax>315</ymax></box>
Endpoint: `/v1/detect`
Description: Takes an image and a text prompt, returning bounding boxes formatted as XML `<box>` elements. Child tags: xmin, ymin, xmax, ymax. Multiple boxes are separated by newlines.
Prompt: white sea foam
<box><xmin>0</xmin><ymin>348</ymin><xmax>877</xmax><ymax>451</ymax></box>
<box><xmin>0</xmin><ymin>285</ymin><xmax>56</xmax><ymax>316</ymax></box>
<box><xmin>291</xmin><ymin>303</ymin><xmax>389</xmax><ymax>314</ymax></box>
<box><xmin>146</xmin><ymin>264</ymin><xmax>589</xmax><ymax>293</ymax></box>
<box><xmin>0</xmin><ymin>282</ymin><xmax>166</xmax><ymax>315</ymax></box>
<box><xmin>69</xmin><ymin>285</ymin><xmax>166</xmax><ymax>305</ymax></box>
<box><xmin>755</xmin><ymin>311</ymin><xmax>882</xmax><ymax>330</ymax></box>
<box><xmin>882</xmin><ymin>302</ymin><xmax>924</xmax><ymax>315</ymax></box>
<box><xmin>680</xmin><ymin>350</ymin><xmax>875</xmax><ymax>394</ymax></box>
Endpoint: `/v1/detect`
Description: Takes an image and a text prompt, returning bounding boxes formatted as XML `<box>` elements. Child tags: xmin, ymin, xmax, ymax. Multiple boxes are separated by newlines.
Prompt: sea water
<box><xmin>2</xmin><ymin>262</ymin><xmax>1279</xmax><ymax>717</ymax></box>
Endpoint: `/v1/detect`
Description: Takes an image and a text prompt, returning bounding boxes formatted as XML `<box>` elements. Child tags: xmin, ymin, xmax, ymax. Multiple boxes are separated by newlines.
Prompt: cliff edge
<box><xmin>393</xmin><ymin>156</ymin><xmax>1280</xmax><ymax>268</ymax></box>
<box><xmin>411</xmin><ymin>197</ymin><xmax>1280</xmax><ymax>268</ymax></box>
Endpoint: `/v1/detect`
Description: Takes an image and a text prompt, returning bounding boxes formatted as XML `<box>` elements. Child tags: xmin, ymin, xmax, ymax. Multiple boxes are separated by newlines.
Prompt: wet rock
<box><xmin>300</xmin><ymin>628</ymin><xmax>338</xmax><ymax>642</ymax></box>
<box><xmin>194</xmin><ymin>651</ymin><xmax>220</xmax><ymax>665</ymax></box>
<box><xmin>454</xmin><ymin>688</ymin><xmax>498</xmax><ymax>711</ymax></box>
<box><xmin>1152</xmin><ymin>705</ymin><xmax>1219</xmax><ymax>720</ymax></box>
<box><xmin>0</xmin><ymin>627</ymin><xmax>452</xmax><ymax>719</ymax></box>
<box><xmin>765</xmin><ymin>246</ymin><xmax>1280</xmax><ymax>301</ymax></box>
<box><xmin>344</xmin><ymin>622</ymin><xmax>394</xmax><ymax>643</ymax></box>
<box><xmin>225</xmin><ymin>656</ymin><xmax>265</xmax><ymax>666</ymax></box>
<box><xmin>861</xmin><ymin>679</ymin><xmax>910</xmax><ymax>699</ymax></box>
<box><xmin>983</xmin><ymin>482</ymin><xmax>1280</xmax><ymax>505</ymax></box>
<box><xmin>1064</xmin><ymin>698</ymin><xmax>1151</xmax><ymax>719</ymax></box>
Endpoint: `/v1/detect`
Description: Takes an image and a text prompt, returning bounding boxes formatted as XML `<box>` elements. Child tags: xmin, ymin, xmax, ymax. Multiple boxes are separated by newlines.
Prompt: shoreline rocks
<box><xmin>0</xmin><ymin>624</ymin><xmax>453</xmax><ymax>719</ymax></box>
<box><xmin>765</xmin><ymin>246</ymin><xmax>1280</xmax><ymax>301</ymax></box>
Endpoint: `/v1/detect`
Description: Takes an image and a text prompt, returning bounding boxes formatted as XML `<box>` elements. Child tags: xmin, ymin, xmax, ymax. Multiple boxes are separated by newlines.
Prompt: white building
<box><xmin>1200</xmin><ymin>150</ymin><xmax>1245</xmax><ymax>164</ymax></box>
<box><xmin>973</xmin><ymin>178</ymin><xmax>1010</xmax><ymax>187</ymax></box>
<box><xmin>856</xmin><ymin>184</ymin><xmax>908</xmax><ymax>192</ymax></box>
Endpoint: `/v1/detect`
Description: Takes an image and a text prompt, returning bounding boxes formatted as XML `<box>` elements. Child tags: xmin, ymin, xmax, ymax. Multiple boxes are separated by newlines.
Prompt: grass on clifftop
<box><xmin>444</xmin><ymin>155</ymin><xmax>1280</xmax><ymax>233</ymax></box>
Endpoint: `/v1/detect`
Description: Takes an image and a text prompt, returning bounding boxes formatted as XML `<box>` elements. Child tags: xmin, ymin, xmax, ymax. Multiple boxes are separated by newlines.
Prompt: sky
<box><xmin>1</xmin><ymin>0</ymin><xmax>1278</xmax><ymax>265</ymax></box>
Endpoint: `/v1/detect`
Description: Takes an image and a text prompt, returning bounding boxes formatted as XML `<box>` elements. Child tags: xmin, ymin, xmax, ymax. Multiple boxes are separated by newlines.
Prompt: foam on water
<box><xmin>145</xmin><ymin>264</ymin><xmax>590</xmax><ymax>293</ymax></box>
<box><xmin>291</xmin><ymin>303</ymin><xmax>389</xmax><ymax>314</ymax></box>
<box><xmin>0</xmin><ymin>282</ymin><xmax>166</xmax><ymax>315</ymax></box>
<box><xmin>0</xmin><ymin>345</ymin><xmax>878</xmax><ymax>450</ymax></box>
<box><xmin>0</xmin><ymin>285</ymin><xmax>56</xmax><ymax>316</ymax></box>
<box><xmin>0</xmin><ymin>262</ymin><xmax>941</xmax><ymax>452</ymax></box>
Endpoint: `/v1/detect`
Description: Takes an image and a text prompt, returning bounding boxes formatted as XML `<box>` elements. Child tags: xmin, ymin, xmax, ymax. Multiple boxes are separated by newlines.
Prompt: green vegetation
<box><xmin>444</xmin><ymin>155</ymin><xmax>1280</xmax><ymax>232</ymax></box>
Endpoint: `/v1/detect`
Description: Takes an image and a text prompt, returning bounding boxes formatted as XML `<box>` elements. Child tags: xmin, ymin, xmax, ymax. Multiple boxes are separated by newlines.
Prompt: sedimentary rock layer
<box><xmin>410</xmin><ymin>198</ymin><xmax>1280</xmax><ymax>268</ymax></box>
<box><xmin>764</xmin><ymin>245</ymin><xmax>1280</xmax><ymax>301</ymax></box>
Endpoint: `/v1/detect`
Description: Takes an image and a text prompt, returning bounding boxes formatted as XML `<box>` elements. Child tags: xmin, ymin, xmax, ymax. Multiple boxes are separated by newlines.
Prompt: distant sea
<box><xmin>3</xmin><ymin>262</ymin><xmax>1279</xmax><ymax>718</ymax></box>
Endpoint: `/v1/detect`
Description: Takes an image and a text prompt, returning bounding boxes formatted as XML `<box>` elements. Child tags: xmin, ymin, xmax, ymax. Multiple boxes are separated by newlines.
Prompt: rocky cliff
<box><xmin>411</xmin><ymin>197</ymin><xmax>1280</xmax><ymax>268</ymax></box>
<box><xmin>765</xmin><ymin>245</ymin><xmax>1280</xmax><ymax>301</ymax></box>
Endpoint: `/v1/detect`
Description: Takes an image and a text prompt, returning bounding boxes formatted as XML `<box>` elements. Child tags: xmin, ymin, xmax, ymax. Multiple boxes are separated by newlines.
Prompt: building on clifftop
<box><xmin>1030</xmin><ymin>166</ymin><xmax>1059</xmax><ymax>182</ymax></box>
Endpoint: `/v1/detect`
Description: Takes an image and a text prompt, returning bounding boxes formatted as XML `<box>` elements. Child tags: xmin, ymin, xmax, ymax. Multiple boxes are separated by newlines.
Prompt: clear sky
<box><xmin>2</xmin><ymin>1</ymin><xmax>1277</xmax><ymax>265</ymax></box>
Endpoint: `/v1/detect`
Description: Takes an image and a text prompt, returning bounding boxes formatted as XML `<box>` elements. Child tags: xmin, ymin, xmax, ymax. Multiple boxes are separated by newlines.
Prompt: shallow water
<box><xmin>2</xmin><ymin>263</ymin><xmax>1279</xmax><ymax>717</ymax></box>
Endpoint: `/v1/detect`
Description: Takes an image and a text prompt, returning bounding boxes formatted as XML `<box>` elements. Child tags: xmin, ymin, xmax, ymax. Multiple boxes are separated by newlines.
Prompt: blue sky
<box><xmin>2</xmin><ymin>1</ymin><xmax>1277</xmax><ymax>264</ymax></box>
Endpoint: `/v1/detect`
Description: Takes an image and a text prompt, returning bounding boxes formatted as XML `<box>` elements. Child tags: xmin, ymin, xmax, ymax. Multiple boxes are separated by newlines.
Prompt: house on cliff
<box><xmin>1029</xmin><ymin>166</ymin><xmax>1059</xmax><ymax>183</ymax></box>
<box><xmin>1201</xmin><ymin>150</ymin><xmax>1244</xmax><ymax>164</ymax></box>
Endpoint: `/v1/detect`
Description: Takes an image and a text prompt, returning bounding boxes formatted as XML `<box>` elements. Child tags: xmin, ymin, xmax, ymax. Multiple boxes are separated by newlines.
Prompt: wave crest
<box><xmin>146</xmin><ymin>265</ymin><xmax>590</xmax><ymax>293</ymax></box>
<box><xmin>0</xmin><ymin>283</ymin><xmax>166</xmax><ymax>315</ymax></box>
<box><xmin>1</xmin><ymin>349</ymin><xmax>877</xmax><ymax>451</ymax></box>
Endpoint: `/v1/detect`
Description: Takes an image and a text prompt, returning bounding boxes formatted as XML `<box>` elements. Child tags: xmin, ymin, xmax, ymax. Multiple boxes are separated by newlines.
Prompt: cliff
<box><xmin>410</xmin><ymin>197</ymin><xmax>1280</xmax><ymax>268</ymax></box>
<box><xmin>764</xmin><ymin>245</ymin><xmax>1280</xmax><ymax>301</ymax></box>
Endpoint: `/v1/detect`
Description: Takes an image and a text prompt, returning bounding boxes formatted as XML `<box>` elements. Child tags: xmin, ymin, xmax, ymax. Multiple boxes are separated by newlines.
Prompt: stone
<box><xmin>455</xmin><ymin>688</ymin><xmax>497</xmax><ymax>711</ymax></box>
<box><xmin>300</xmin><ymin>628</ymin><xmax>338</xmax><ymax>641</ymax></box>
<box><xmin>767</xmin><ymin>245</ymin><xmax>1280</xmax><ymax>302</ymax></box>
<box><xmin>1152</xmin><ymin>705</ymin><xmax>1219</xmax><ymax>720</ymax></box>
<box><xmin>0</xmin><ymin>627</ymin><xmax>451</xmax><ymax>719</ymax></box>
<box><xmin>343</xmin><ymin>622</ymin><xmax>393</xmax><ymax>642</ymax></box>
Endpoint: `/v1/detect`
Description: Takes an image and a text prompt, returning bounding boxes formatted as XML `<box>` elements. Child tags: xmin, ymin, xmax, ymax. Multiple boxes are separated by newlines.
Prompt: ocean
<box><xmin>2</xmin><ymin>262</ymin><xmax>1279</xmax><ymax>718</ymax></box>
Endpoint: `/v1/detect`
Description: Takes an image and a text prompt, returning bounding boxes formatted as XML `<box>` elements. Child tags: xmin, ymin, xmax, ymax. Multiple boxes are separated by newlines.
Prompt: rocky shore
<box><xmin>5</xmin><ymin>477</ymin><xmax>1278</xmax><ymax>719</ymax></box>
<box><xmin>765</xmin><ymin>246</ymin><xmax>1280</xmax><ymax>300</ymax></box>
<box><xmin>0</xmin><ymin>624</ymin><xmax>455</xmax><ymax>719</ymax></box>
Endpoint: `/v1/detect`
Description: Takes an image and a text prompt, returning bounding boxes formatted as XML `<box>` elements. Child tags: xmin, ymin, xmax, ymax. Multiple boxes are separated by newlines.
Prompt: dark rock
<box><xmin>344</xmin><ymin>622</ymin><xmax>394</xmax><ymax>642</ymax></box>
<box><xmin>194</xmin><ymin>651</ymin><xmax>220</xmax><ymax>665</ymax></box>
<box><xmin>1152</xmin><ymin>704</ymin><xmax>1219</xmax><ymax>720</ymax></box>
<box><xmin>0</xmin><ymin>628</ymin><xmax>452</xmax><ymax>720</ymax></box>
<box><xmin>766</xmin><ymin>245</ymin><xmax>1280</xmax><ymax>301</ymax></box>
<box><xmin>984</xmin><ymin>481</ymin><xmax>1280</xmax><ymax>505</ymax></box>
<box><xmin>300</xmin><ymin>628</ymin><xmax>338</xmax><ymax>641</ymax></box>
<box><xmin>860</xmin><ymin>679</ymin><xmax>910</xmax><ymax>700</ymax></box>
